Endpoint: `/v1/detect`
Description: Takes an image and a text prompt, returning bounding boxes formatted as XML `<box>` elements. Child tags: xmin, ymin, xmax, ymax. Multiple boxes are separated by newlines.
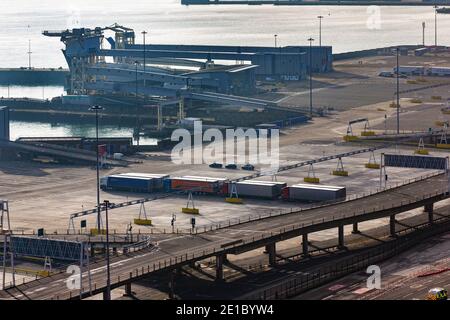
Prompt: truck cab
<box><xmin>100</xmin><ymin>177</ymin><xmax>109</xmax><ymax>190</ymax></box>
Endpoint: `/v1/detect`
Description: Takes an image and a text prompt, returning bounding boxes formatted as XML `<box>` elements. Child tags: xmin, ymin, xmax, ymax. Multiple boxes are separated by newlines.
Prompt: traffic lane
<box><xmin>10</xmin><ymin>233</ymin><xmax>245</xmax><ymax>299</ymax></box>
<box><xmin>10</xmin><ymin>206</ymin><xmax>446</xmax><ymax>299</ymax></box>
<box><xmin>292</xmin><ymin>266</ymin><xmax>450</xmax><ymax>300</ymax></box>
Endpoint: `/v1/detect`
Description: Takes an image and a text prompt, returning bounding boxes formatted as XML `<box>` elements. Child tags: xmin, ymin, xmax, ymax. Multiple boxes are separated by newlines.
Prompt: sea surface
<box><xmin>0</xmin><ymin>0</ymin><xmax>446</xmax><ymax>68</ymax></box>
<box><xmin>0</xmin><ymin>85</ymin><xmax>157</xmax><ymax>144</ymax></box>
<box><xmin>0</xmin><ymin>0</ymin><xmax>447</xmax><ymax>141</ymax></box>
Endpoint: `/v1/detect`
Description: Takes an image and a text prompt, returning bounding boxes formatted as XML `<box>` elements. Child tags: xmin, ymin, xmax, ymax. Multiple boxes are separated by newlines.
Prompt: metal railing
<box><xmin>0</xmin><ymin>235</ymin><xmax>156</xmax><ymax>292</ymax></box>
<box><xmin>49</xmin><ymin>199</ymin><xmax>450</xmax><ymax>300</ymax></box>
<box><xmin>240</xmin><ymin>218</ymin><xmax>450</xmax><ymax>300</ymax></box>
<box><xmin>175</xmin><ymin>171</ymin><xmax>447</xmax><ymax>235</ymax></box>
<box><xmin>122</xmin><ymin>236</ymin><xmax>153</xmax><ymax>254</ymax></box>
<box><xmin>4</xmin><ymin>171</ymin><xmax>445</xmax><ymax>238</ymax></box>
<box><xmin>3</xmin><ymin>174</ymin><xmax>448</xmax><ymax>298</ymax></box>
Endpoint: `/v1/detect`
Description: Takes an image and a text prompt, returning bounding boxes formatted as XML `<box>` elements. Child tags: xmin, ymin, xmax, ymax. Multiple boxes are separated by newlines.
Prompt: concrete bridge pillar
<box><xmin>389</xmin><ymin>215</ymin><xmax>396</xmax><ymax>237</ymax></box>
<box><xmin>302</xmin><ymin>234</ymin><xmax>309</xmax><ymax>257</ymax></box>
<box><xmin>168</xmin><ymin>270</ymin><xmax>176</xmax><ymax>299</ymax></box>
<box><xmin>352</xmin><ymin>222</ymin><xmax>360</xmax><ymax>234</ymax></box>
<box><xmin>338</xmin><ymin>225</ymin><xmax>345</xmax><ymax>249</ymax></box>
<box><xmin>124</xmin><ymin>282</ymin><xmax>132</xmax><ymax>296</ymax></box>
<box><xmin>265</xmin><ymin>243</ymin><xmax>277</xmax><ymax>266</ymax></box>
<box><xmin>424</xmin><ymin>203</ymin><xmax>434</xmax><ymax>224</ymax></box>
<box><xmin>215</xmin><ymin>254</ymin><xmax>225</xmax><ymax>282</ymax></box>
<box><xmin>103</xmin><ymin>290</ymin><xmax>110</xmax><ymax>300</ymax></box>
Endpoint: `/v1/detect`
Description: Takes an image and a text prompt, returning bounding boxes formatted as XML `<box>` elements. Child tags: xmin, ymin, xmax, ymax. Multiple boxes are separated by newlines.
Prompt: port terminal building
<box><xmin>43</xmin><ymin>25</ymin><xmax>332</xmax><ymax>100</ymax></box>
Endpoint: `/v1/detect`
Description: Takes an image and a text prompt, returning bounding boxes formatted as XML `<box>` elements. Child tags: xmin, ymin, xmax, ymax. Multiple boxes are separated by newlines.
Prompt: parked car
<box><xmin>426</xmin><ymin>287</ymin><xmax>448</xmax><ymax>301</ymax></box>
<box><xmin>242</xmin><ymin>164</ymin><xmax>255</xmax><ymax>171</ymax></box>
<box><xmin>225</xmin><ymin>164</ymin><xmax>238</xmax><ymax>170</ymax></box>
<box><xmin>209</xmin><ymin>162</ymin><xmax>223</xmax><ymax>169</ymax></box>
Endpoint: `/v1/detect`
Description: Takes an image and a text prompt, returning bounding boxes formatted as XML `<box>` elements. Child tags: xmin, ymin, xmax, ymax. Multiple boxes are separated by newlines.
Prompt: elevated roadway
<box><xmin>100</xmin><ymin>48</ymin><xmax>259</xmax><ymax>63</ymax></box>
<box><xmin>84</xmin><ymin>81</ymin><xmax>301</xmax><ymax>111</ymax></box>
<box><xmin>85</xmin><ymin>66</ymin><xmax>220</xmax><ymax>88</ymax></box>
<box><xmin>1</xmin><ymin>173</ymin><xmax>448</xmax><ymax>300</ymax></box>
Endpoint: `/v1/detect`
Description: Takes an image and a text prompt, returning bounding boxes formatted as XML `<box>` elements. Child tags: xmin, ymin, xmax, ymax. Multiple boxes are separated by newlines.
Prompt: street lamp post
<box><xmin>142</xmin><ymin>31</ymin><xmax>148</xmax><ymax>89</ymax></box>
<box><xmin>317</xmin><ymin>16</ymin><xmax>324</xmax><ymax>47</ymax></box>
<box><xmin>434</xmin><ymin>5</ymin><xmax>438</xmax><ymax>47</ymax></box>
<box><xmin>103</xmin><ymin>200</ymin><xmax>111</xmax><ymax>300</ymax></box>
<box><xmin>396</xmin><ymin>47</ymin><xmax>400</xmax><ymax>135</ymax></box>
<box><xmin>135</xmin><ymin>61</ymin><xmax>140</xmax><ymax>147</ymax></box>
<box><xmin>308</xmin><ymin>37</ymin><xmax>314</xmax><ymax>118</ymax></box>
<box><xmin>422</xmin><ymin>21</ymin><xmax>426</xmax><ymax>46</ymax></box>
<box><xmin>89</xmin><ymin>105</ymin><xmax>104</xmax><ymax>231</ymax></box>
<box><xmin>142</xmin><ymin>31</ymin><xmax>147</xmax><ymax>73</ymax></box>
<box><xmin>27</xmin><ymin>40</ymin><xmax>32</xmax><ymax>70</ymax></box>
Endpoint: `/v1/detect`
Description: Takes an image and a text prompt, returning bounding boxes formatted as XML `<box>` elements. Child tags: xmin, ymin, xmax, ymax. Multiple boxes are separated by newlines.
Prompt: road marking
<box><xmin>352</xmin><ymin>287</ymin><xmax>373</xmax><ymax>295</ymax></box>
<box><xmin>329</xmin><ymin>284</ymin><xmax>346</xmax><ymax>291</ymax></box>
<box><xmin>26</xmin><ymin>286</ymin><xmax>48</xmax><ymax>294</ymax></box>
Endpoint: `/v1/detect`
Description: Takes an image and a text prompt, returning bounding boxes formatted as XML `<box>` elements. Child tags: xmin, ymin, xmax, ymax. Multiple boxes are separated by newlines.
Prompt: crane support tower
<box><xmin>437</xmin><ymin>123</ymin><xmax>450</xmax><ymax>149</ymax></box>
<box><xmin>304</xmin><ymin>163</ymin><xmax>320</xmax><ymax>183</ymax></box>
<box><xmin>415</xmin><ymin>138</ymin><xmax>429</xmax><ymax>155</ymax></box>
<box><xmin>226</xmin><ymin>183</ymin><xmax>243</xmax><ymax>204</ymax></box>
<box><xmin>361</xmin><ymin>119</ymin><xmax>376</xmax><ymax>136</ymax></box>
<box><xmin>182</xmin><ymin>191</ymin><xmax>200</xmax><ymax>214</ymax></box>
<box><xmin>365</xmin><ymin>151</ymin><xmax>381</xmax><ymax>169</ymax></box>
<box><xmin>344</xmin><ymin>118</ymin><xmax>369</xmax><ymax>141</ymax></box>
<box><xmin>0</xmin><ymin>200</ymin><xmax>11</xmax><ymax>233</ymax></box>
<box><xmin>134</xmin><ymin>202</ymin><xmax>152</xmax><ymax>226</ymax></box>
<box><xmin>332</xmin><ymin>157</ymin><xmax>349</xmax><ymax>176</ymax></box>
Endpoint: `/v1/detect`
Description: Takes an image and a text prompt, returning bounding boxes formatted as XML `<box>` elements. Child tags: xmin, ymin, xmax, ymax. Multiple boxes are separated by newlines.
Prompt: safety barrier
<box><xmin>361</xmin><ymin>131</ymin><xmax>376</xmax><ymax>137</ymax></box>
<box><xmin>8</xmin><ymin>178</ymin><xmax>447</xmax><ymax>300</ymax></box>
<box><xmin>332</xmin><ymin>170</ymin><xmax>349</xmax><ymax>177</ymax></box>
<box><xmin>343</xmin><ymin>135</ymin><xmax>359</xmax><ymax>142</ymax></box>
<box><xmin>365</xmin><ymin>163</ymin><xmax>381</xmax><ymax>169</ymax></box>
<box><xmin>90</xmin><ymin>229</ymin><xmax>107</xmax><ymax>236</ymax></box>
<box><xmin>240</xmin><ymin>218</ymin><xmax>450</xmax><ymax>300</ymax></box>
<box><xmin>50</xmin><ymin>202</ymin><xmax>450</xmax><ymax>301</ymax></box>
<box><xmin>182</xmin><ymin>208</ymin><xmax>200</xmax><ymax>214</ymax></box>
<box><xmin>134</xmin><ymin>219</ymin><xmax>152</xmax><ymax>226</ymax></box>
<box><xmin>414</xmin><ymin>149</ymin><xmax>429</xmax><ymax>155</ymax></box>
<box><xmin>225</xmin><ymin>198</ymin><xmax>244</xmax><ymax>204</ymax></box>
<box><xmin>303</xmin><ymin>177</ymin><xmax>320</xmax><ymax>183</ymax></box>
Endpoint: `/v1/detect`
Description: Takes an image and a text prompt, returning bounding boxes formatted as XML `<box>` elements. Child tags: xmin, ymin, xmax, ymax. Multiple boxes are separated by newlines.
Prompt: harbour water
<box><xmin>0</xmin><ymin>0</ymin><xmax>445</xmax><ymax>69</ymax></box>
<box><xmin>9</xmin><ymin>120</ymin><xmax>158</xmax><ymax>145</ymax></box>
<box><xmin>0</xmin><ymin>85</ymin><xmax>158</xmax><ymax>144</ymax></box>
<box><xmin>0</xmin><ymin>85</ymin><xmax>63</xmax><ymax>100</ymax></box>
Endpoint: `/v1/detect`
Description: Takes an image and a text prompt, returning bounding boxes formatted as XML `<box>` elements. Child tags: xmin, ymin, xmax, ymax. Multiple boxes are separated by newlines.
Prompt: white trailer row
<box><xmin>234</xmin><ymin>180</ymin><xmax>287</xmax><ymax>199</ymax></box>
<box><xmin>282</xmin><ymin>184</ymin><xmax>347</xmax><ymax>202</ymax></box>
<box><xmin>234</xmin><ymin>180</ymin><xmax>346</xmax><ymax>202</ymax></box>
<box><xmin>100</xmin><ymin>172</ymin><xmax>347</xmax><ymax>203</ymax></box>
